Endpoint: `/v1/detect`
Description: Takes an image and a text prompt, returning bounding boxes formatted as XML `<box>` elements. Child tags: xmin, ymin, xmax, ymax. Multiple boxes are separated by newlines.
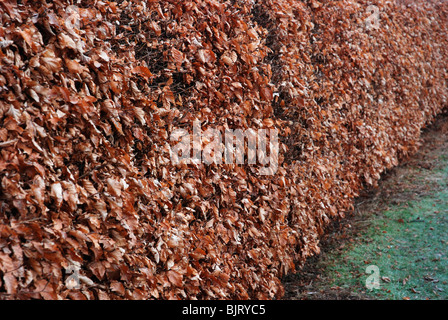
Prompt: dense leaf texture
<box><xmin>0</xmin><ymin>0</ymin><xmax>447</xmax><ymax>299</ymax></box>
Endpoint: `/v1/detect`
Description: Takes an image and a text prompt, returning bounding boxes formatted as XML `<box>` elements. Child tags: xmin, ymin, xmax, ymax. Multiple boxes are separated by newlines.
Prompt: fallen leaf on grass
<box><xmin>381</xmin><ymin>277</ymin><xmax>391</xmax><ymax>283</ymax></box>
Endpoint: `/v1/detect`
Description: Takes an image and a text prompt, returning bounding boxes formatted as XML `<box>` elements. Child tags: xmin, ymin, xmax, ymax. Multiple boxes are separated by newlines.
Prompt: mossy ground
<box><xmin>283</xmin><ymin>114</ymin><xmax>448</xmax><ymax>300</ymax></box>
<box><xmin>325</xmin><ymin>185</ymin><xmax>448</xmax><ymax>300</ymax></box>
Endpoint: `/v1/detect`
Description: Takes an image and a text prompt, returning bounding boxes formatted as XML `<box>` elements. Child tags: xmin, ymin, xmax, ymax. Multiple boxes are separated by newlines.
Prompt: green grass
<box><xmin>323</xmin><ymin>159</ymin><xmax>448</xmax><ymax>300</ymax></box>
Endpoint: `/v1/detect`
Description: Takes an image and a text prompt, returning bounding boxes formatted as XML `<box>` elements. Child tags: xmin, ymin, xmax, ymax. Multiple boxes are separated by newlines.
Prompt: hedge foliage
<box><xmin>0</xmin><ymin>0</ymin><xmax>447</xmax><ymax>299</ymax></box>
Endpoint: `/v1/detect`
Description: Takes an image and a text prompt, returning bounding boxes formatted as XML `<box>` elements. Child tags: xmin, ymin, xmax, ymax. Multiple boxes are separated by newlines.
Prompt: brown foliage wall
<box><xmin>0</xmin><ymin>0</ymin><xmax>447</xmax><ymax>299</ymax></box>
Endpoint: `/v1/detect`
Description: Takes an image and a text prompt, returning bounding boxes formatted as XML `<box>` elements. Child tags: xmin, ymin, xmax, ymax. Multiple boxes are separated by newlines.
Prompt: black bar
<box><xmin>0</xmin><ymin>300</ymin><xmax>444</xmax><ymax>319</ymax></box>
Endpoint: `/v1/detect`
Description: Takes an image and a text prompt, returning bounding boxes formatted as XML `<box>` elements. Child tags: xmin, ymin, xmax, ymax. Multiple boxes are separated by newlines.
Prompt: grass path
<box><xmin>283</xmin><ymin>114</ymin><xmax>448</xmax><ymax>300</ymax></box>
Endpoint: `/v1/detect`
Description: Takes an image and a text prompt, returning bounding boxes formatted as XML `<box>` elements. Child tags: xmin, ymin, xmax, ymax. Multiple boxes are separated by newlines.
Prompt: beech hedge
<box><xmin>0</xmin><ymin>0</ymin><xmax>447</xmax><ymax>299</ymax></box>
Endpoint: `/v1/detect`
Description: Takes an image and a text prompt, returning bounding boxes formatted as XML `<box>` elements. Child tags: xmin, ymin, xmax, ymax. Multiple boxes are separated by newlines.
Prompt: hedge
<box><xmin>0</xmin><ymin>0</ymin><xmax>447</xmax><ymax>299</ymax></box>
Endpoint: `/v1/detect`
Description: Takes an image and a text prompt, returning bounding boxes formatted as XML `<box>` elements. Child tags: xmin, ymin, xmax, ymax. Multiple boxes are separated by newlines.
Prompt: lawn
<box><xmin>327</xmin><ymin>184</ymin><xmax>448</xmax><ymax>299</ymax></box>
<box><xmin>284</xmin><ymin>116</ymin><xmax>448</xmax><ymax>300</ymax></box>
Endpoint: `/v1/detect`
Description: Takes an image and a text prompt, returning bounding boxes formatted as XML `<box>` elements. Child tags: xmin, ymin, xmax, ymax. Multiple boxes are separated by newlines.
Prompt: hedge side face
<box><xmin>0</xmin><ymin>0</ymin><xmax>447</xmax><ymax>299</ymax></box>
